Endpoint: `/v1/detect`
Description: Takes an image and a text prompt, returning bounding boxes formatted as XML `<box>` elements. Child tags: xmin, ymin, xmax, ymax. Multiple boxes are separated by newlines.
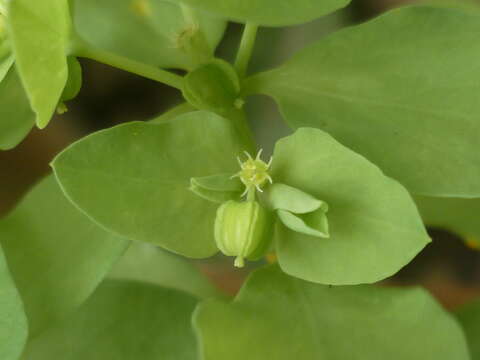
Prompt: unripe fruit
<box><xmin>214</xmin><ymin>200</ymin><xmax>273</xmax><ymax>268</ymax></box>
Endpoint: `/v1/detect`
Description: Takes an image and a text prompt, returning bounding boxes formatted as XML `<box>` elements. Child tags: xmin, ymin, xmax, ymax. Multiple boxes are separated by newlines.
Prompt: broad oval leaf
<box><xmin>24</xmin><ymin>280</ymin><xmax>198</xmax><ymax>360</ymax></box>
<box><xmin>415</xmin><ymin>195</ymin><xmax>480</xmax><ymax>249</ymax></box>
<box><xmin>271</xmin><ymin>128</ymin><xmax>430</xmax><ymax>285</ymax></box>
<box><xmin>0</xmin><ymin>244</ymin><xmax>28</xmax><ymax>360</ymax></box>
<box><xmin>6</xmin><ymin>0</ymin><xmax>71</xmax><ymax>128</ymax></box>
<box><xmin>456</xmin><ymin>300</ymin><xmax>480</xmax><ymax>359</ymax></box>
<box><xmin>74</xmin><ymin>0</ymin><xmax>226</xmax><ymax>70</ymax></box>
<box><xmin>52</xmin><ymin>111</ymin><xmax>245</xmax><ymax>258</ymax></box>
<box><xmin>0</xmin><ymin>66</ymin><xmax>34</xmax><ymax>150</ymax></box>
<box><xmin>247</xmin><ymin>5</ymin><xmax>480</xmax><ymax>197</ymax></box>
<box><xmin>194</xmin><ymin>265</ymin><xmax>470</xmax><ymax>360</ymax></box>
<box><xmin>0</xmin><ymin>176</ymin><xmax>129</xmax><ymax>336</ymax></box>
<box><xmin>170</xmin><ymin>0</ymin><xmax>351</xmax><ymax>26</ymax></box>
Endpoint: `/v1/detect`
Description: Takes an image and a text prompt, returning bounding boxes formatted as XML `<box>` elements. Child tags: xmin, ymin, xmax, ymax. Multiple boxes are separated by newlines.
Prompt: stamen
<box><xmin>267</xmin><ymin>156</ymin><xmax>273</xmax><ymax>167</ymax></box>
<box><xmin>256</xmin><ymin>149</ymin><xmax>263</xmax><ymax>160</ymax></box>
<box><xmin>244</xmin><ymin>151</ymin><xmax>253</xmax><ymax>159</ymax></box>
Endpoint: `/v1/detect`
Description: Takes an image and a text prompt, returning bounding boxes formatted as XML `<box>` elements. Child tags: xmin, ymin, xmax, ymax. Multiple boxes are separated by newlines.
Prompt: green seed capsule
<box><xmin>214</xmin><ymin>200</ymin><xmax>273</xmax><ymax>268</ymax></box>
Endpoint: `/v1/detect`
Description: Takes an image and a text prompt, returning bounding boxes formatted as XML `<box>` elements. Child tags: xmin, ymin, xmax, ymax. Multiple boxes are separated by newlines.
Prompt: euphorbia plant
<box><xmin>1</xmin><ymin>0</ymin><xmax>480</xmax><ymax>359</ymax></box>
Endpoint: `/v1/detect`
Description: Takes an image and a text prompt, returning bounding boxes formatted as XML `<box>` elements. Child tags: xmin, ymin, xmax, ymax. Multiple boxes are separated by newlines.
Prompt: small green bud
<box><xmin>182</xmin><ymin>59</ymin><xmax>241</xmax><ymax>114</ymax></box>
<box><xmin>214</xmin><ymin>200</ymin><xmax>273</xmax><ymax>268</ymax></box>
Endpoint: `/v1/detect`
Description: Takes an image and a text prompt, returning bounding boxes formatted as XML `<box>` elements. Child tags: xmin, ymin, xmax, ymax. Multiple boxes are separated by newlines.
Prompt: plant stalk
<box><xmin>71</xmin><ymin>35</ymin><xmax>184</xmax><ymax>90</ymax></box>
<box><xmin>235</xmin><ymin>23</ymin><xmax>259</xmax><ymax>78</ymax></box>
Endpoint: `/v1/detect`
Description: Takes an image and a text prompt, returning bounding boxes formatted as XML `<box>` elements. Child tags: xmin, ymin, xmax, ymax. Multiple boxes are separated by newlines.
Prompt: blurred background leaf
<box><xmin>0</xmin><ymin>176</ymin><xmax>129</xmax><ymax>337</ymax></box>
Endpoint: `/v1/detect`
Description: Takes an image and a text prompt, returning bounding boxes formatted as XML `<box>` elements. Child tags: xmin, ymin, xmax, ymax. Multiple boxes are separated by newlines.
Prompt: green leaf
<box><xmin>415</xmin><ymin>195</ymin><xmax>480</xmax><ymax>249</ymax></box>
<box><xmin>0</xmin><ymin>176</ymin><xmax>129</xmax><ymax>337</ymax></box>
<box><xmin>190</xmin><ymin>173</ymin><xmax>243</xmax><ymax>203</ymax></box>
<box><xmin>109</xmin><ymin>242</ymin><xmax>223</xmax><ymax>299</ymax></box>
<box><xmin>248</xmin><ymin>5</ymin><xmax>480</xmax><ymax>197</ymax></box>
<box><xmin>150</xmin><ymin>103</ymin><xmax>195</xmax><ymax>124</ymax></box>
<box><xmin>0</xmin><ymin>244</ymin><xmax>28</xmax><ymax>360</ymax></box>
<box><xmin>194</xmin><ymin>265</ymin><xmax>470</xmax><ymax>360</ymax></box>
<box><xmin>456</xmin><ymin>300</ymin><xmax>480</xmax><ymax>359</ymax></box>
<box><xmin>24</xmin><ymin>280</ymin><xmax>198</xmax><ymax>360</ymax></box>
<box><xmin>265</xmin><ymin>183</ymin><xmax>326</xmax><ymax>214</ymax></box>
<box><xmin>0</xmin><ymin>66</ymin><xmax>35</xmax><ymax>150</ymax></box>
<box><xmin>170</xmin><ymin>0</ymin><xmax>351</xmax><ymax>26</ymax></box>
<box><xmin>6</xmin><ymin>0</ymin><xmax>72</xmax><ymax>128</ymax></box>
<box><xmin>277</xmin><ymin>208</ymin><xmax>329</xmax><ymax>238</ymax></box>
<box><xmin>74</xmin><ymin>0</ymin><xmax>226</xmax><ymax>70</ymax></box>
<box><xmin>271</xmin><ymin>128</ymin><xmax>430</xmax><ymax>285</ymax></box>
<box><xmin>52</xmin><ymin>111</ymin><xmax>245</xmax><ymax>258</ymax></box>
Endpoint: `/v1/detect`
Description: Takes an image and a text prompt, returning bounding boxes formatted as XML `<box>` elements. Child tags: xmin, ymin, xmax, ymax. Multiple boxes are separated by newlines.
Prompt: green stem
<box><xmin>225</xmin><ymin>108</ymin><xmax>256</xmax><ymax>154</ymax></box>
<box><xmin>246</xmin><ymin>188</ymin><xmax>256</xmax><ymax>202</ymax></box>
<box><xmin>72</xmin><ymin>36</ymin><xmax>184</xmax><ymax>90</ymax></box>
<box><xmin>235</xmin><ymin>23</ymin><xmax>259</xmax><ymax>78</ymax></box>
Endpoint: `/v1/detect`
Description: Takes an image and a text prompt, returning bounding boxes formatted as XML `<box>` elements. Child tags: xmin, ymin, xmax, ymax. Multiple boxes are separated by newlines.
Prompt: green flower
<box><xmin>191</xmin><ymin>149</ymin><xmax>329</xmax><ymax>267</ymax></box>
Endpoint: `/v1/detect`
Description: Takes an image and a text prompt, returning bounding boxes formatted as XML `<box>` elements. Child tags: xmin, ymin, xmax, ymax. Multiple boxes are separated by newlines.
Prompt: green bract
<box><xmin>265</xmin><ymin>183</ymin><xmax>330</xmax><ymax>238</ymax></box>
<box><xmin>52</xmin><ymin>111</ymin><xmax>245</xmax><ymax>258</ymax></box>
<box><xmin>246</xmin><ymin>5</ymin><xmax>480</xmax><ymax>197</ymax></box>
<box><xmin>74</xmin><ymin>0</ymin><xmax>226</xmax><ymax>70</ymax></box>
<box><xmin>169</xmin><ymin>0</ymin><xmax>351</xmax><ymax>26</ymax></box>
<box><xmin>0</xmin><ymin>176</ymin><xmax>129</xmax><ymax>336</ymax></box>
<box><xmin>6</xmin><ymin>0</ymin><xmax>73</xmax><ymax>128</ymax></box>
<box><xmin>194</xmin><ymin>127</ymin><xmax>429</xmax><ymax>283</ymax></box>
<box><xmin>190</xmin><ymin>174</ymin><xmax>243</xmax><ymax>204</ymax></box>
<box><xmin>0</xmin><ymin>243</ymin><xmax>27</xmax><ymax>360</ymax></box>
<box><xmin>270</xmin><ymin>128</ymin><xmax>430</xmax><ymax>285</ymax></box>
<box><xmin>194</xmin><ymin>265</ymin><xmax>470</xmax><ymax>360</ymax></box>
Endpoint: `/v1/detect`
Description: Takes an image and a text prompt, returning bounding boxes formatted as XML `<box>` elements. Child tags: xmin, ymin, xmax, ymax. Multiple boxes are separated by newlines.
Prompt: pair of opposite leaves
<box><xmin>0</xmin><ymin>0</ymin><xmax>227</xmax><ymax>150</ymax></box>
<box><xmin>52</xmin><ymin>110</ymin><xmax>430</xmax><ymax>285</ymax></box>
<box><xmin>4</xmin><ymin>0</ymin><xmax>480</xmax><ymax>201</ymax></box>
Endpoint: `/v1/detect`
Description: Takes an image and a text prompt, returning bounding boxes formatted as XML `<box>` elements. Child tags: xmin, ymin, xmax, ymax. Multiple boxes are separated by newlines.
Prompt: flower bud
<box><xmin>182</xmin><ymin>59</ymin><xmax>241</xmax><ymax>114</ymax></box>
<box><xmin>214</xmin><ymin>200</ymin><xmax>273</xmax><ymax>268</ymax></box>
